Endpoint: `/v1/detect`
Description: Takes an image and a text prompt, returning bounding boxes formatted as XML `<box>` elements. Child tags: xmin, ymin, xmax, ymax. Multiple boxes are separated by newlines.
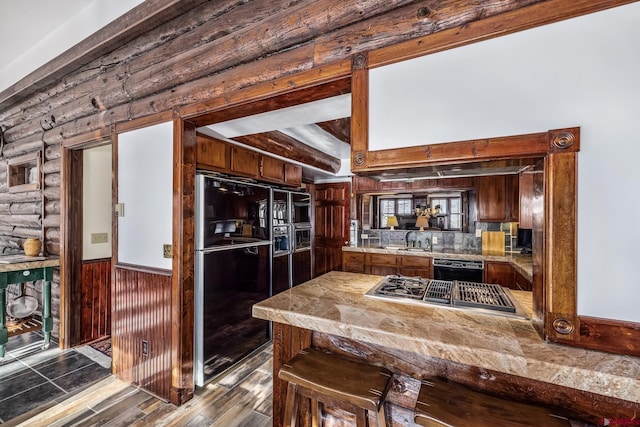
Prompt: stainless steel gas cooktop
<box><xmin>366</xmin><ymin>275</ymin><xmax>529</xmax><ymax>319</ymax></box>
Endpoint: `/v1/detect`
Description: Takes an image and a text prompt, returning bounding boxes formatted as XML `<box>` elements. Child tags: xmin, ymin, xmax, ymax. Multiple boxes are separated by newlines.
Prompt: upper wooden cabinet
<box><xmin>284</xmin><ymin>163</ymin><xmax>302</xmax><ymax>187</ymax></box>
<box><xmin>477</xmin><ymin>175</ymin><xmax>518</xmax><ymax>222</ymax></box>
<box><xmin>196</xmin><ymin>133</ymin><xmax>302</xmax><ymax>187</ymax></box>
<box><xmin>477</xmin><ymin>175</ymin><xmax>507</xmax><ymax>221</ymax></box>
<box><xmin>196</xmin><ymin>134</ymin><xmax>228</xmax><ymax>171</ymax></box>
<box><xmin>261</xmin><ymin>156</ymin><xmax>285</xmax><ymax>182</ymax></box>
<box><xmin>519</xmin><ymin>171</ymin><xmax>534</xmax><ymax>229</ymax></box>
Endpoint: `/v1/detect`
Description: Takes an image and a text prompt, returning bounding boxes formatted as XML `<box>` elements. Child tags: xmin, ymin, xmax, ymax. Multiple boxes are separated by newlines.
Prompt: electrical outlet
<box><xmin>476</xmin><ymin>229</ymin><xmax>482</xmax><ymax>238</ymax></box>
<box><xmin>432</xmin><ymin>236</ymin><xmax>438</xmax><ymax>244</ymax></box>
<box><xmin>91</xmin><ymin>232</ymin><xmax>108</xmax><ymax>244</ymax></box>
<box><xmin>360</xmin><ymin>234</ymin><xmax>369</xmax><ymax>240</ymax></box>
<box><xmin>142</xmin><ymin>340</ymin><xmax>148</xmax><ymax>356</ymax></box>
<box><xmin>163</xmin><ymin>244</ymin><xmax>173</xmax><ymax>258</ymax></box>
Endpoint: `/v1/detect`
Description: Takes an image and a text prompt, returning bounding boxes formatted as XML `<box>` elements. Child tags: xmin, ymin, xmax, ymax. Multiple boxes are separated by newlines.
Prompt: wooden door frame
<box><xmin>60</xmin><ymin>129</ymin><xmax>112</xmax><ymax>349</ymax></box>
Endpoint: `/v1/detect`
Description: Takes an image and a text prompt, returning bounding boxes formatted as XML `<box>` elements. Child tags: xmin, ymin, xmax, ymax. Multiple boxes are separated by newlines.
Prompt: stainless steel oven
<box><xmin>292</xmin><ymin>192</ymin><xmax>311</xmax><ymax>227</ymax></box>
<box><xmin>433</xmin><ymin>258</ymin><xmax>484</xmax><ymax>283</ymax></box>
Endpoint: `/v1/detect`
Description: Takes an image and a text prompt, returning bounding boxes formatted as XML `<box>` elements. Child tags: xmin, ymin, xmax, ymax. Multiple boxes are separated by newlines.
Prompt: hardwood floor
<box><xmin>3</xmin><ymin>343</ymin><xmax>273</xmax><ymax>427</ymax></box>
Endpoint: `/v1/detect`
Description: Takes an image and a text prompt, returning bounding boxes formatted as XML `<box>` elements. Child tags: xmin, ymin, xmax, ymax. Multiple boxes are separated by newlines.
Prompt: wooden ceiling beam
<box><xmin>317</xmin><ymin>118</ymin><xmax>351</xmax><ymax>145</ymax></box>
<box><xmin>233</xmin><ymin>131</ymin><xmax>342</xmax><ymax>174</ymax></box>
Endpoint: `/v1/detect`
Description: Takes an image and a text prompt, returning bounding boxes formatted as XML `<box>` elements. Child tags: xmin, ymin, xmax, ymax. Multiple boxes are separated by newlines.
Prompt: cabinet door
<box><xmin>284</xmin><ymin>163</ymin><xmax>302</xmax><ymax>187</ymax></box>
<box><xmin>514</xmin><ymin>269</ymin><xmax>532</xmax><ymax>291</ymax></box>
<box><xmin>230</xmin><ymin>146</ymin><xmax>260</xmax><ymax>177</ymax></box>
<box><xmin>507</xmin><ymin>174</ymin><xmax>519</xmax><ymax>222</ymax></box>
<box><xmin>519</xmin><ymin>171</ymin><xmax>534</xmax><ymax>229</ymax></box>
<box><xmin>484</xmin><ymin>261</ymin><xmax>515</xmax><ymax>289</ymax></box>
<box><xmin>196</xmin><ymin>134</ymin><xmax>228</xmax><ymax>171</ymax></box>
<box><xmin>399</xmin><ymin>255</ymin><xmax>432</xmax><ymax>279</ymax></box>
<box><xmin>343</xmin><ymin>252</ymin><xmax>365</xmax><ymax>273</ymax></box>
<box><xmin>261</xmin><ymin>156</ymin><xmax>285</xmax><ymax>183</ymax></box>
<box><xmin>477</xmin><ymin>176</ymin><xmax>507</xmax><ymax>221</ymax></box>
<box><xmin>368</xmin><ymin>254</ymin><xmax>398</xmax><ymax>276</ymax></box>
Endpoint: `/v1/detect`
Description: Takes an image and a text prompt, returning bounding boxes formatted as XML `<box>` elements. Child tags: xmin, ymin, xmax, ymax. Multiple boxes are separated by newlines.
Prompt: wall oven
<box><xmin>433</xmin><ymin>258</ymin><xmax>484</xmax><ymax>283</ymax></box>
<box><xmin>292</xmin><ymin>192</ymin><xmax>311</xmax><ymax>227</ymax></box>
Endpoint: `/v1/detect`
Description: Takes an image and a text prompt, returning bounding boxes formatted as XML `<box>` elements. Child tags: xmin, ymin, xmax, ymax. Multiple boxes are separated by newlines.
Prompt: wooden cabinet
<box><xmin>231</xmin><ymin>145</ymin><xmax>260</xmax><ymax>177</ymax></box>
<box><xmin>284</xmin><ymin>163</ymin><xmax>302</xmax><ymax>187</ymax></box>
<box><xmin>476</xmin><ymin>175</ymin><xmax>518</xmax><ymax>222</ymax></box>
<box><xmin>519</xmin><ymin>171</ymin><xmax>534</xmax><ymax>229</ymax></box>
<box><xmin>343</xmin><ymin>252</ymin><xmax>366</xmax><ymax>273</ymax></box>
<box><xmin>196</xmin><ymin>134</ymin><xmax>228</xmax><ymax>170</ymax></box>
<box><xmin>485</xmin><ymin>261</ymin><xmax>532</xmax><ymax>291</ymax></box>
<box><xmin>369</xmin><ymin>254</ymin><xmax>397</xmax><ymax>276</ymax></box>
<box><xmin>196</xmin><ymin>132</ymin><xmax>303</xmax><ymax>187</ymax></box>
<box><xmin>477</xmin><ymin>175</ymin><xmax>507</xmax><ymax>221</ymax></box>
<box><xmin>484</xmin><ymin>261</ymin><xmax>514</xmax><ymax>289</ymax></box>
<box><xmin>261</xmin><ymin>155</ymin><xmax>285</xmax><ymax>182</ymax></box>
<box><xmin>398</xmin><ymin>255</ymin><xmax>431</xmax><ymax>278</ymax></box>
<box><xmin>514</xmin><ymin>269</ymin><xmax>532</xmax><ymax>291</ymax></box>
<box><xmin>342</xmin><ymin>252</ymin><xmax>432</xmax><ymax>278</ymax></box>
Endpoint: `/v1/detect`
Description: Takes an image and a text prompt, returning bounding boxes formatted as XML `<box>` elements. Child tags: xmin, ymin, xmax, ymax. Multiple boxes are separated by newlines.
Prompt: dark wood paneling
<box><xmin>80</xmin><ymin>258</ymin><xmax>111</xmax><ymax>344</ymax></box>
<box><xmin>112</xmin><ymin>266</ymin><xmax>172</xmax><ymax>401</ymax></box>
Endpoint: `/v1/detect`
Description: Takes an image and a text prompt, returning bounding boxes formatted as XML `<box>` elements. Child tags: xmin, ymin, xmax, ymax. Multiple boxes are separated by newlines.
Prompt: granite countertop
<box><xmin>343</xmin><ymin>246</ymin><xmax>533</xmax><ymax>281</ymax></box>
<box><xmin>0</xmin><ymin>256</ymin><xmax>60</xmax><ymax>273</ymax></box>
<box><xmin>253</xmin><ymin>271</ymin><xmax>640</xmax><ymax>404</ymax></box>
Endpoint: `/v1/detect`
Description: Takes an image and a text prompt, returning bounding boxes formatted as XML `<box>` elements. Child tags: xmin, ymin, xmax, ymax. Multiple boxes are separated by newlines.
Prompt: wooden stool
<box><xmin>278</xmin><ymin>347</ymin><xmax>392</xmax><ymax>427</ymax></box>
<box><xmin>414</xmin><ymin>378</ymin><xmax>571</xmax><ymax>427</ymax></box>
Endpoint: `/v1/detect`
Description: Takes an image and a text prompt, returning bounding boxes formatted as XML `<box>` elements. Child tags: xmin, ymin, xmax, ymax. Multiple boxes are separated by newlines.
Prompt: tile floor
<box><xmin>0</xmin><ymin>332</ymin><xmax>111</xmax><ymax>424</ymax></box>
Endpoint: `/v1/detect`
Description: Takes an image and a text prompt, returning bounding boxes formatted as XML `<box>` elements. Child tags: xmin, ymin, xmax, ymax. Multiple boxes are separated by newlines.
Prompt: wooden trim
<box><xmin>60</xmin><ymin>130</ymin><xmax>112</xmax><ymax>349</ymax></box>
<box><xmin>180</xmin><ymin>62</ymin><xmax>352</xmax><ymax>124</ymax></box>
<box><xmin>170</xmin><ymin>117</ymin><xmax>196</xmax><ymax>405</ymax></box>
<box><xmin>0</xmin><ymin>0</ymin><xmax>212</xmax><ymax>109</ymax></box>
<box><xmin>353</xmin><ymin>132</ymin><xmax>550</xmax><ymax>172</ymax></box>
<box><xmin>545</xmin><ymin>150</ymin><xmax>578</xmax><ymax>342</ymax></box>
<box><xmin>113</xmin><ymin>262</ymin><xmax>172</xmax><ymax>277</ymax></box>
<box><xmin>368</xmin><ymin>0</ymin><xmax>639</xmax><ymax>69</ymax></box>
<box><xmin>573</xmin><ymin>316</ymin><xmax>640</xmax><ymax>357</ymax></box>
<box><xmin>350</xmin><ymin>54</ymin><xmax>368</xmax><ymax>168</ymax></box>
<box><xmin>114</xmin><ymin>110</ymin><xmax>175</xmax><ymax>134</ymax></box>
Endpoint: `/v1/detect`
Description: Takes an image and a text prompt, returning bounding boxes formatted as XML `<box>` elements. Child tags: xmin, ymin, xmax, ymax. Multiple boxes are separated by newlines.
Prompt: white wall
<box><xmin>117</xmin><ymin>122</ymin><xmax>173</xmax><ymax>270</ymax></box>
<box><xmin>369</xmin><ymin>4</ymin><xmax>640</xmax><ymax>322</ymax></box>
<box><xmin>83</xmin><ymin>145</ymin><xmax>112</xmax><ymax>260</ymax></box>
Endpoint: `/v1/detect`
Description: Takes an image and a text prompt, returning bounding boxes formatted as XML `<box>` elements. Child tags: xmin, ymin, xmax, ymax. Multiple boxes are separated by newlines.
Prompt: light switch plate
<box><xmin>476</xmin><ymin>229</ymin><xmax>482</xmax><ymax>238</ymax></box>
<box><xmin>115</xmin><ymin>203</ymin><xmax>124</xmax><ymax>217</ymax></box>
<box><xmin>163</xmin><ymin>244</ymin><xmax>172</xmax><ymax>258</ymax></box>
<box><xmin>432</xmin><ymin>236</ymin><xmax>438</xmax><ymax>244</ymax></box>
<box><xmin>91</xmin><ymin>232</ymin><xmax>108</xmax><ymax>244</ymax></box>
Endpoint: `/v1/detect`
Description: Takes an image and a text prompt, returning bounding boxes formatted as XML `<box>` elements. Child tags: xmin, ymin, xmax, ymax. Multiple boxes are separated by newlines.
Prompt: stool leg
<box><xmin>355</xmin><ymin>407</ymin><xmax>368</xmax><ymax>427</ymax></box>
<box><xmin>376</xmin><ymin>403</ymin><xmax>387</xmax><ymax>427</ymax></box>
<box><xmin>283</xmin><ymin>382</ymin><xmax>299</xmax><ymax>427</ymax></box>
<box><xmin>311</xmin><ymin>397</ymin><xmax>321</xmax><ymax>427</ymax></box>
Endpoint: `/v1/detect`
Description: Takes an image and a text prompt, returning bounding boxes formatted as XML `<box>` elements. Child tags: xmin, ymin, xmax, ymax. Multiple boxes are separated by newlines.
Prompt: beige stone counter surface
<box><xmin>253</xmin><ymin>271</ymin><xmax>640</xmax><ymax>404</ymax></box>
<box><xmin>343</xmin><ymin>246</ymin><xmax>533</xmax><ymax>281</ymax></box>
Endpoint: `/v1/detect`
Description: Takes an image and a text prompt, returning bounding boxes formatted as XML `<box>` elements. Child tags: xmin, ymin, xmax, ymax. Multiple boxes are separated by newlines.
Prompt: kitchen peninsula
<box><xmin>253</xmin><ymin>271</ymin><xmax>640</xmax><ymax>425</ymax></box>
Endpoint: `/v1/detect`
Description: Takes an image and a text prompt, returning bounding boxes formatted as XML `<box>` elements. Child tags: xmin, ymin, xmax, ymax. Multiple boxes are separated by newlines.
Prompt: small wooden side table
<box><xmin>0</xmin><ymin>257</ymin><xmax>59</xmax><ymax>358</ymax></box>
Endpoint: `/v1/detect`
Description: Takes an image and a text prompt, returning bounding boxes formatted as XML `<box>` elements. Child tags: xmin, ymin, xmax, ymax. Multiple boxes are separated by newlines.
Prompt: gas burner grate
<box><xmin>374</xmin><ymin>275</ymin><xmax>427</xmax><ymax>300</ymax></box>
<box><xmin>453</xmin><ymin>281</ymin><xmax>516</xmax><ymax>313</ymax></box>
<box><xmin>424</xmin><ymin>280</ymin><xmax>452</xmax><ymax>304</ymax></box>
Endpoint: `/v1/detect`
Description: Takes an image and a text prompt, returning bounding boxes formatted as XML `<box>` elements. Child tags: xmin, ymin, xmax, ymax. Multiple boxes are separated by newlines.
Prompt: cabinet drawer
<box><xmin>343</xmin><ymin>252</ymin><xmax>365</xmax><ymax>264</ymax></box>
<box><xmin>400</xmin><ymin>255</ymin><xmax>430</xmax><ymax>268</ymax></box>
<box><xmin>6</xmin><ymin>268</ymin><xmax>46</xmax><ymax>284</ymax></box>
<box><xmin>398</xmin><ymin>268</ymin><xmax>430</xmax><ymax>279</ymax></box>
<box><xmin>369</xmin><ymin>254</ymin><xmax>397</xmax><ymax>266</ymax></box>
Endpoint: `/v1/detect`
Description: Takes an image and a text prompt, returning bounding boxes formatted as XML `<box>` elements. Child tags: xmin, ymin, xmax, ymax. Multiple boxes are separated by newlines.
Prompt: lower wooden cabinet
<box><xmin>485</xmin><ymin>261</ymin><xmax>532</xmax><ymax>291</ymax></box>
<box><xmin>342</xmin><ymin>252</ymin><xmax>432</xmax><ymax>278</ymax></box>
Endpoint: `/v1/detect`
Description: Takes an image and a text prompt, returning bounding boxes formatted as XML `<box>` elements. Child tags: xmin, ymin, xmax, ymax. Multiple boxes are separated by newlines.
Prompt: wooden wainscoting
<box><xmin>80</xmin><ymin>258</ymin><xmax>111</xmax><ymax>344</ymax></box>
<box><xmin>112</xmin><ymin>265</ymin><xmax>172</xmax><ymax>401</ymax></box>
